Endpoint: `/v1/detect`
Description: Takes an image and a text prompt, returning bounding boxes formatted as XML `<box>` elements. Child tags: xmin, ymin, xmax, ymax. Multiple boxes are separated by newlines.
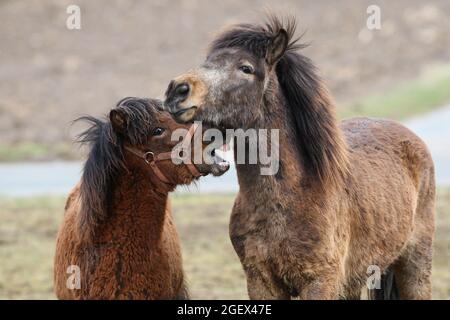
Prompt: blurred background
<box><xmin>0</xmin><ymin>0</ymin><xmax>449</xmax><ymax>299</ymax></box>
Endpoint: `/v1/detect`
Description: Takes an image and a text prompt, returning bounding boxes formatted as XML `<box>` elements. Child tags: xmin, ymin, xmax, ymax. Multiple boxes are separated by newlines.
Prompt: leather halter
<box><xmin>124</xmin><ymin>123</ymin><xmax>204</xmax><ymax>185</ymax></box>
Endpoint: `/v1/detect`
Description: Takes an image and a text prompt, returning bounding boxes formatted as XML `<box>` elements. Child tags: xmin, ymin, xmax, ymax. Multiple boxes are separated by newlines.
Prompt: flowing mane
<box><xmin>209</xmin><ymin>16</ymin><xmax>349</xmax><ymax>188</ymax></box>
<box><xmin>75</xmin><ymin>97</ymin><xmax>161</xmax><ymax>241</ymax></box>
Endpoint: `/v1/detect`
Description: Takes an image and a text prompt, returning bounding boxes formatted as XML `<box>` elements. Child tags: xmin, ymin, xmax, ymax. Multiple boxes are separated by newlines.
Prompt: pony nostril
<box><xmin>164</xmin><ymin>81</ymin><xmax>191</xmax><ymax>112</ymax></box>
<box><xmin>175</xmin><ymin>83</ymin><xmax>189</xmax><ymax>97</ymax></box>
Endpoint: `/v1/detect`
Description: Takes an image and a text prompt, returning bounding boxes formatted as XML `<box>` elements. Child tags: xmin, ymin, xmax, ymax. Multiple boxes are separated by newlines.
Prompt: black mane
<box><xmin>209</xmin><ymin>16</ymin><xmax>306</xmax><ymax>59</ymax></box>
<box><xmin>75</xmin><ymin>97</ymin><xmax>162</xmax><ymax>241</ymax></box>
<box><xmin>209</xmin><ymin>16</ymin><xmax>349</xmax><ymax>188</ymax></box>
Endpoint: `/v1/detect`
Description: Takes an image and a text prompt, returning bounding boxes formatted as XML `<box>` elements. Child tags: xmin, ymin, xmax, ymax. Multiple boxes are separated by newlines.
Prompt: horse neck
<box><xmin>104</xmin><ymin>168</ymin><xmax>170</xmax><ymax>244</ymax></box>
<box><xmin>234</xmin><ymin>90</ymin><xmax>304</xmax><ymax>197</ymax></box>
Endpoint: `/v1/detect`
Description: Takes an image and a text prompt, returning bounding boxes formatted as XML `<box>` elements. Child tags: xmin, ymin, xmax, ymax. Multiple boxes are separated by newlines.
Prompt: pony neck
<box><xmin>234</xmin><ymin>90</ymin><xmax>304</xmax><ymax>194</ymax></box>
<box><xmin>105</xmin><ymin>168</ymin><xmax>170</xmax><ymax>243</ymax></box>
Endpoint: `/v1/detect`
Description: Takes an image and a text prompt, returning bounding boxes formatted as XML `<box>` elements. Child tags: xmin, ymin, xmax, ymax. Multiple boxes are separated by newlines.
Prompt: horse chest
<box><xmin>230</xmin><ymin>210</ymin><xmax>287</xmax><ymax>266</ymax></box>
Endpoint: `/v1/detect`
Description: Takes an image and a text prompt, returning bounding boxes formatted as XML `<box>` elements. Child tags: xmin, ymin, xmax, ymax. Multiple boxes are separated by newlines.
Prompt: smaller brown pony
<box><xmin>54</xmin><ymin>97</ymin><xmax>229</xmax><ymax>299</ymax></box>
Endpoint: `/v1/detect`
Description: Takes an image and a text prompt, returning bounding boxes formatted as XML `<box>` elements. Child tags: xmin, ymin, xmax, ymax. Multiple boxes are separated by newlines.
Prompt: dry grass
<box><xmin>432</xmin><ymin>188</ymin><xmax>450</xmax><ymax>299</ymax></box>
<box><xmin>0</xmin><ymin>191</ymin><xmax>448</xmax><ymax>299</ymax></box>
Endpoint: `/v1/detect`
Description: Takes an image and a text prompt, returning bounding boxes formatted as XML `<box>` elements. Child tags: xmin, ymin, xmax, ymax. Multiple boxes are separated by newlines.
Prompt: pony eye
<box><xmin>239</xmin><ymin>65</ymin><xmax>254</xmax><ymax>74</ymax></box>
<box><xmin>152</xmin><ymin>127</ymin><xmax>165</xmax><ymax>136</ymax></box>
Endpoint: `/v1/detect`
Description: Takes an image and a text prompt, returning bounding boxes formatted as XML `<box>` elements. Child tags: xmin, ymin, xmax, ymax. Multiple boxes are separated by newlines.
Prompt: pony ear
<box><xmin>266</xmin><ymin>29</ymin><xmax>289</xmax><ymax>66</ymax></box>
<box><xmin>109</xmin><ymin>109</ymin><xmax>127</xmax><ymax>134</ymax></box>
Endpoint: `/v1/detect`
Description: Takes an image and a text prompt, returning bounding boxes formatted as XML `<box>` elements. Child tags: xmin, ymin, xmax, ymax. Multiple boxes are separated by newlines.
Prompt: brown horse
<box><xmin>54</xmin><ymin>97</ymin><xmax>229</xmax><ymax>299</ymax></box>
<box><xmin>164</xmin><ymin>17</ymin><xmax>436</xmax><ymax>299</ymax></box>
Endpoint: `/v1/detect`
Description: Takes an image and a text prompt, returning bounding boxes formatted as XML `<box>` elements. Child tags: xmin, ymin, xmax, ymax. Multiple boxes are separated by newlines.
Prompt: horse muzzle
<box><xmin>164</xmin><ymin>74</ymin><xmax>207</xmax><ymax>123</ymax></box>
<box><xmin>170</xmin><ymin>106</ymin><xmax>198</xmax><ymax>123</ymax></box>
<box><xmin>195</xmin><ymin>154</ymin><xmax>230</xmax><ymax>177</ymax></box>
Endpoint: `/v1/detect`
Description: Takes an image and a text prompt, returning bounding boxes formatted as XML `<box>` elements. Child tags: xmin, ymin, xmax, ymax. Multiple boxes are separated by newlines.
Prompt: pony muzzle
<box><xmin>171</xmin><ymin>106</ymin><xmax>198</xmax><ymax>123</ymax></box>
<box><xmin>164</xmin><ymin>74</ymin><xmax>206</xmax><ymax>122</ymax></box>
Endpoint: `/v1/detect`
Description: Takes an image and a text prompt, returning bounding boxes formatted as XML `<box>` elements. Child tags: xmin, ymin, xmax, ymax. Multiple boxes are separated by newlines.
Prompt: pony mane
<box><xmin>75</xmin><ymin>97</ymin><xmax>161</xmax><ymax>242</ymax></box>
<box><xmin>210</xmin><ymin>15</ymin><xmax>349</xmax><ymax>189</ymax></box>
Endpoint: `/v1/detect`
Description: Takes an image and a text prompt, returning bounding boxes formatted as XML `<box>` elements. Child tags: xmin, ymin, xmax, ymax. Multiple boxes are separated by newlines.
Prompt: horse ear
<box><xmin>266</xmin><ymin>29</ymin><xmax>289</xmax><ymax>66</ymax></box>
<box><xmin>109</xmin><ymin>109</ymin><xmax>127</xmax><ymax>134</ymax></box>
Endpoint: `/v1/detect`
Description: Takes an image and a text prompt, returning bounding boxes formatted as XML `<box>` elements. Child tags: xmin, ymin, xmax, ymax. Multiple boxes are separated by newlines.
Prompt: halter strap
<box><xmin>124</xmin><ymin>123</ymin><xmax>204</xmax><ymax>185</ymax></box>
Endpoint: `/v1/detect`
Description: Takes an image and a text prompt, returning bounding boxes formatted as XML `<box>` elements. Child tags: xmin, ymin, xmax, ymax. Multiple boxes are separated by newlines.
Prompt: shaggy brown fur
<box><xmin>54</xmin><ymin>98</ymin><xmax>226</xmax><ymax>299</ymax></box>
<box><xmin>164</xmin><ymin>16</ymin><xmax>436</xmax><ymax>299</ymax></box>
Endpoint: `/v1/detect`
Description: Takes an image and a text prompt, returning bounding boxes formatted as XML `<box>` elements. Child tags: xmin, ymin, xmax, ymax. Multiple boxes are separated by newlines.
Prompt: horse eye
<box><xmin>239</xmin><ymin>65</ymin><xmax>254</xmax><ymax>74</ymax></box>
<box><xmin>152</xmin><ymin>127</ymin><xmax>165</xmax><ymax>136</ymax></box>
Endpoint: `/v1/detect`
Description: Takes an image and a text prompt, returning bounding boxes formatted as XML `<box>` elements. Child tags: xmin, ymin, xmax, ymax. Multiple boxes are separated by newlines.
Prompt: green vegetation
<box><xmin>0</xmin><ymin>191</ymin><xmax>449</xmax><ymax>299</ymax></box>
<box><xmin>340</xmin><ymin>65</ymin><xmax>450</xmax><ymax>120</ymax></box>
<box><xmin>0</xmin><ymin>142</ymin><xmax>73</xmax><ymax>162</ymax></box>
<box><xmin>0</xmin><ymin>143</ymin><xmax>49</xmax><ymax>162</ymax></box>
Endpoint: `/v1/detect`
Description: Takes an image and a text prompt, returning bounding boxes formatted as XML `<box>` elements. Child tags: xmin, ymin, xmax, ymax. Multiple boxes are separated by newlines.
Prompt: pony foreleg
<box><xmin>245</xmin><ymin>268</ymin><xmax>290</xmax><ymax>300</ymax></box>
<box><xmin>293</xmin><ymin>273</ymin><xmax>342</xmax><ymax>300</ymax></box>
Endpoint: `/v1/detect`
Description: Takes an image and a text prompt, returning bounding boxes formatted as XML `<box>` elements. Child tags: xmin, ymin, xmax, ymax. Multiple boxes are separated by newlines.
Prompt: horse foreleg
<box><xmin>392</xmin><ymin>235</ymin><xmax>433</xmax><ymax>300</ymax></box>
<box><xmin>297</xmin><ymin>280</ymin><xmax>341</xmax><ymax>300</ymax></box>
<box><xmin>245</xmin><ymin>267</ymin><xmax>290</xmax><ymax>300</ymax></box>
<box><xmin>289</xmin><ymin>269</ymin><xmax>342</xmax><ymax>300</ymax></box>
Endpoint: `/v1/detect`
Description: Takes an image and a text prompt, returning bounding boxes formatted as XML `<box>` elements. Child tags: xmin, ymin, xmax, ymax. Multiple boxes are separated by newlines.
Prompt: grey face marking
<box><xmin>193</xmin><ymin>48</ymin><xmax>268</xmax><ymax>129</ymax></box>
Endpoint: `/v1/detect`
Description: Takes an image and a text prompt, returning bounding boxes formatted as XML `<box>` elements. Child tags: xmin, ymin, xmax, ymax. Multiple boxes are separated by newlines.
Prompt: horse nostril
<box><xmin>175</xmin><ymin>83</ymin><xmax>189</xmax><ymax>97</ymax></box>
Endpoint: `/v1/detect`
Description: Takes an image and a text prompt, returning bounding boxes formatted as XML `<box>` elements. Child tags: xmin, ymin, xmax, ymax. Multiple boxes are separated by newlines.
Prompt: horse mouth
<box><xmin>209</xmin><ymin>149</ymin><xmax>230</xmax><ymax>176</ymax></box>
<box><xmin>171</xmin><ymin>106</ymin><xmax>198</xmax><ymax>123</ymax></box>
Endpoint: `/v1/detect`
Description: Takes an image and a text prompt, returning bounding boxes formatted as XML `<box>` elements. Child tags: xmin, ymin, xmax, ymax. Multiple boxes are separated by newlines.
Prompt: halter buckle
<box><xmin>144</xmin><ymin>151</ymin><xmax>155</xmax><ymax>164</ymax></box>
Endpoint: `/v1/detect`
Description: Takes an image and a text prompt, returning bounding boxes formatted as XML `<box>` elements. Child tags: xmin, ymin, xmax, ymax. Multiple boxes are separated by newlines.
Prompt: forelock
<box><xmin>208</xmin><ymin>15</ymin><xmax>304</xmax><ymax>59</ymax></box>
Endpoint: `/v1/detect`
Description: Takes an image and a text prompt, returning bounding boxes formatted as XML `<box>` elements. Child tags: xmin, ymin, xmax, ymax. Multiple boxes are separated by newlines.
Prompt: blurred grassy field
<box><xmin>2</xmin><ymin>63</ymin><xmax>450</xmax><ymax>162</ymax></box>
<box><xmin>341</xmin><ymin>64</ymin><xmax>450</xmax><ymax>120</ymax></box>
<box><xmin>0</xmin><ymin>190</ymin><xmax>448</xmax><ymax>300</ymax></box>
